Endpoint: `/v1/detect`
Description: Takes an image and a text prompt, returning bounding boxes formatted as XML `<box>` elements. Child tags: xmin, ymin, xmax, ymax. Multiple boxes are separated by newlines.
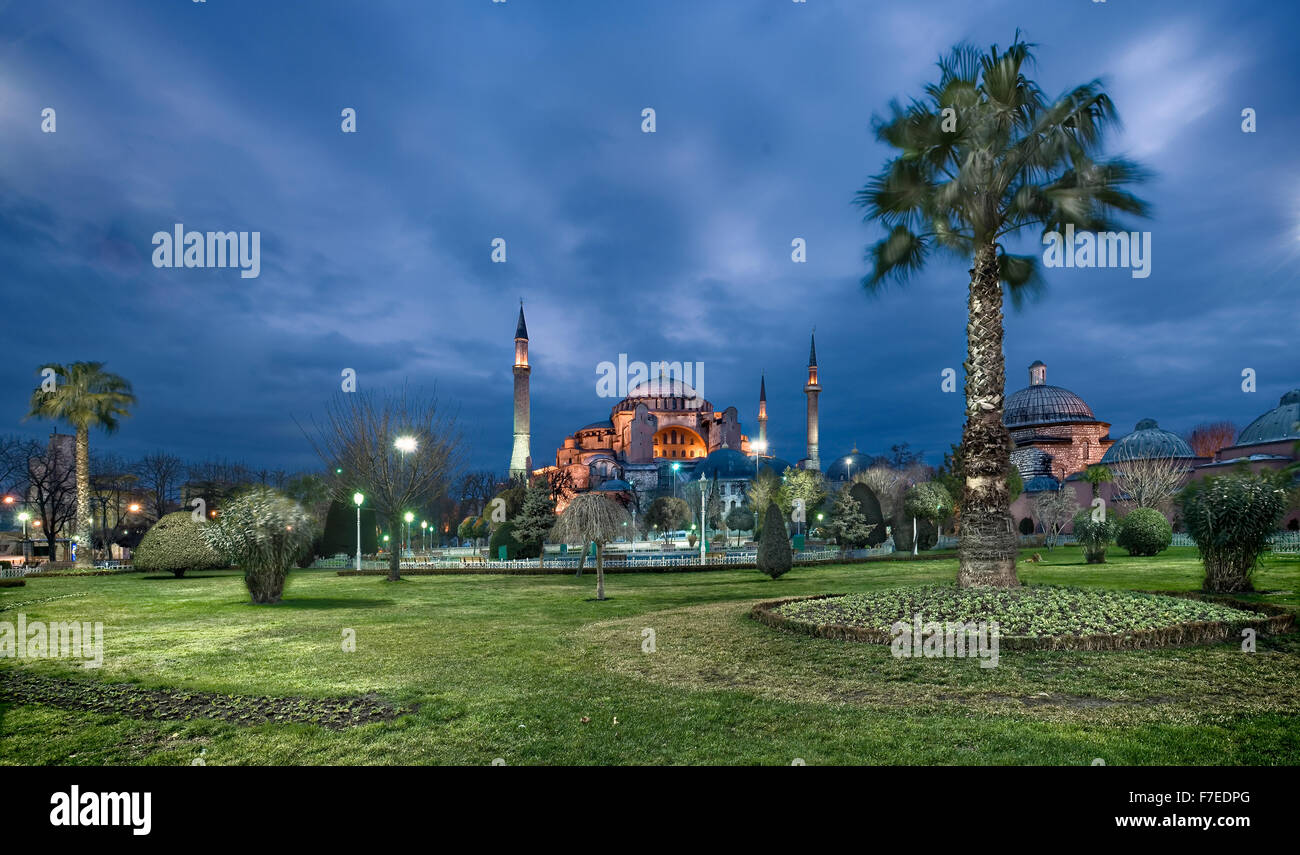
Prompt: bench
<box><xmin>460</xmin><ymin>556</ymin><xmax>486</xmax><ymax>566</ymax></box>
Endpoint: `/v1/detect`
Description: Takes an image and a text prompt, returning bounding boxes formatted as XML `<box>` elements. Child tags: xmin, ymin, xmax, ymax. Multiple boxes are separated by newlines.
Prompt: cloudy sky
<box><xmin>2</xmin><ymin>0</ymin><xmax>1297</xmax><ymax>475</ymax></box>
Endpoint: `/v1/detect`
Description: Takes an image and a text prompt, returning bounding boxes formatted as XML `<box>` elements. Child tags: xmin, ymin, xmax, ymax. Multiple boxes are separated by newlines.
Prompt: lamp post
<box><xmin>671</xmin><ymin>462</ymin><xmax>680</xmax><ymax>499</ymax></box>
<box><xmin>699</xmin><ymin>471</ymin><xmax>707</xmax><ymax>563</ymax></box>
<box><xmin>421</xmin><ymin>520</ymin><xmax>428</xmax><ymax>553</ymax></box>
<box><xmin>353</xmin><ymin>492</ymin><xmax>364</xmax><ymax>572</ymax></box>
<box><xmin>17</xmin><ymin>511</ymin><xmax>30</xmax><ymax>563</ymax></box>
<box><xmin>404</xmin><ymin>511</ymin><xmax>414</xmax><ymax>555</ymax></box>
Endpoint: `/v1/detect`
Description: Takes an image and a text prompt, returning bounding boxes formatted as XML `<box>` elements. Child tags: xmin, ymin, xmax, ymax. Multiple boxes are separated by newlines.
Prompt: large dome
<box><xmin>1237</xmin><ymin>390</ymin><xmax>1300</xmax><ymax>446</ymax></box>
<box><xmin>1003</xmin><ymin>361</ymin><xmax>1096</xmax><ymax>428</ymax></box>
<box><xmin>695</xmin><ymin>448</ymin><xmax>792</xmax><ymax>480</ymax></box>
<box><xmin>1100</xmin><ymin>419</ymin><xmax>1195</xmax><ymax>463</ymax></box>
<box><xmin>825</xmin><ymin>449</ymin><xmax>873</xmax><ymax>482</ymax></box>
<box><xmin>627</xmin><ymin>374</ymin><xmax>698</xmax><ymax>400</ymax></box>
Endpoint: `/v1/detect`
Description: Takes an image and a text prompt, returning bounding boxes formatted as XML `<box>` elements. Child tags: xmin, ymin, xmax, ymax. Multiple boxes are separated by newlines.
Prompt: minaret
<box><xmin>804</xmin><ymin>331</ymin><xmax>821</xmax><ymax>471</ymax></box>
<box><xmin>1029</xmin><ymin>360</ymin><xmax>1046</xmax><ymax>386</ymax></box>
<box><xmin>757</xmin><ymin>373</ymin><xmax>768</xmax><ymax>448</ymax></box>
<box><xmin>509</xmin><ymin>303</ymin><xmax>532</xmax><ymax>480</ymax></box>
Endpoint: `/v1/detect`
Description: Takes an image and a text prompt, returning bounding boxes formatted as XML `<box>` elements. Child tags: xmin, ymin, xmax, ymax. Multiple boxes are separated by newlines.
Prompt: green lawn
<box><xmin>2</xmin><ymin>546</ymin><xmax>1298</xmax><ymax>765</ymax></box>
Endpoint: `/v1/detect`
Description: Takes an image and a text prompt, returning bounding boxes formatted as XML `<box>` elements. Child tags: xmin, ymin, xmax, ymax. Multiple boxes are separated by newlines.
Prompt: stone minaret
<box><xmin>509</xmin><ymin>303</ymin><xmax>532</xmax><ymax>480</ymax></box>
<box><xmin>804</xmin><ymin>331</ymin><xmax>821</xmax><ymax>471</ymax></box>
<box><xmin>1029</xmin><ymin>360</ymin><xmax>1047</xmax><ymax>386</ymax></box>
<box><xmin>757</xmin><ymin>373</ymin><xmax>768</xmax><ymax>448</ymax></box>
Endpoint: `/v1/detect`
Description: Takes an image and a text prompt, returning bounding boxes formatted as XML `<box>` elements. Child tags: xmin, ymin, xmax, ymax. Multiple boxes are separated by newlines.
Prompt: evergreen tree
<box><xmin>757</xmin><ymin>502</ymin><xmax>792</xmax><ymax>579</ymax></box>
<box><xmin>512</xmin><ymin>485</ymin><xmax>556</xmax><ymax>569</ymax></box>
<box><xmin>828</xmin><ymin>486</ymin><xmax>875</xmax><ymax>551</ymax></box>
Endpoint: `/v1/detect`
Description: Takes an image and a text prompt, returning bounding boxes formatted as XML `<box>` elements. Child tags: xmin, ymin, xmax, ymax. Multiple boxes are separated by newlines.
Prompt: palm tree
<box><xmin>27</xmin><ymin>362</ymin><xmax>137</xmax><ymax>567</ymax></box>
<box><xmin>856</xmin><ymin>35</ymin><xmax>1149</xmax><ymax>587</ymax></box>
<box><xmin>550</xmin><ymin>492</ymin><xmax>630</xmax><ymax>601</ymax></box>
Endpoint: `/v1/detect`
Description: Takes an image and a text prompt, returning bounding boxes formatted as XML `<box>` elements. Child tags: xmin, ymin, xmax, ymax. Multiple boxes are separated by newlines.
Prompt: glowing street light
<box><xmin>353</xmin><ymin>492</ymin><xmax>365</xmax><ymax>573</ymax></box>
<box><xmin>404</xmin><ymin>511</ymin><xmax>415</xmax><ymax>554</ymax></box>
<box><xmin>394</xmin><ymin>435</ymin><xmax>418</xmax><ymax>454</ymax></box>
<box><xmin>420</xmin><ymin>519</ymin><xmax>428</xmax><ymax>552</ymax></box>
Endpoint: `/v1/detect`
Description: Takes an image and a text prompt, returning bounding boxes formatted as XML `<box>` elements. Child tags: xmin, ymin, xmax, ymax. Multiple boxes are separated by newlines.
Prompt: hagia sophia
<box><xmin>507</xmin><ymin>305</ymin><xmax>1300</xmax><ymax>527</ymax></box>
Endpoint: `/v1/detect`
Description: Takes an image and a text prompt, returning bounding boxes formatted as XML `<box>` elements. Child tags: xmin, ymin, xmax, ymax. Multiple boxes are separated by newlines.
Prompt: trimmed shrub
<box><xmin>1180</xmin><ymin>473</ymin><xmax>1289</xmax><ymax>593</ymax></box>
<box><xmin>1018</xmin><ymin>517</ymin><xmax>1035</xmax><ymax>535</ymax></box>
<box><xmin>1072</xmin><ymin>510</ymin><xmax>1118</xmax><ymax>563</ymax></box>
<box><xmin>1117</xmin><ymin>508</ymin><xmax>1173</xmax><ymax>556</ymax></box>
<box><xmin>134</xmin><ymin>511</ymin><xmax>224</xmax><ymax>577</ymax></box>
<box><xmin>757</xmin><ymin>503</ymin><xmax>792</xmax><ymax>579</ymax></box>
<box><xmin>848</xmin><ymin>483</ymin><xmax>888</xmax><ymax>547</ymax></box>
<box><xmin>202</xmin><ymin>487</ymin><xmax>315</xmax><ymax>604</ymax></box>
<box><xmin>488</xmin><ymin>520</ymin><xmax>539</xmax><ymax>560</ymax></box>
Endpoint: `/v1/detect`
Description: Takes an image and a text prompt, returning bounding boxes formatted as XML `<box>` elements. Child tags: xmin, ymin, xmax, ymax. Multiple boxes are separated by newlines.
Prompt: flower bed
<box><xmin>751</xmin><ymin>585</ymin><xmax>1294</xmax><ymax>651</ymax></box>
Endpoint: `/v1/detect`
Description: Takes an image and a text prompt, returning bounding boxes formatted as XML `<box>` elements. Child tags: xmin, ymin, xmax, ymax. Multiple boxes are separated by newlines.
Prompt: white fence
<box><xmin>313</xmin><ymin>541</ymin><xmax>897</xmax><ymax>572</ymax></box>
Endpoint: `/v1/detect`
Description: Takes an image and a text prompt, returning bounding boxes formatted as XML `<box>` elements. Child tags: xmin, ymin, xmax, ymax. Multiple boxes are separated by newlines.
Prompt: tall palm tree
<box><xmin>856</xmin><ymin>36</ymin><xmax>1149</xmax><ymax>587</ymax></box>
<box><xmin>27</xmin><ymin>362</ymin><xmax>137</xmax><ymax>567</ymax></box>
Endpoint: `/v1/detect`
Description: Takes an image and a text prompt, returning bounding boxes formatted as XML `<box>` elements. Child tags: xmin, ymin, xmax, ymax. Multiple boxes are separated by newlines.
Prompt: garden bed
<box><xmin>751</xmin><ymin>585</ymin><xmax>1295</xmax><ymax>651</ymax></box>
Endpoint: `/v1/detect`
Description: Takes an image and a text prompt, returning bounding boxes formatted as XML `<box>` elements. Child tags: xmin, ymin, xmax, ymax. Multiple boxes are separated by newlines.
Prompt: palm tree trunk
<box><xmin>74</xmin><ymin>426</ymin><xmax>92</xmax><ymax>568</ymax></box>
<box><xmin>575</xmin><ymin>542</ymin><xmax>587</xmax><ymax>577</ymax></box>
<box><xmin>595</xmin><ymin>541</ymin><xmax>605</xmax><ymax>601</ymax></box>
<box><xmin>957</xmin><ymin>243</ymin><xmax>1019</xmax><ymax>588</ymax></box>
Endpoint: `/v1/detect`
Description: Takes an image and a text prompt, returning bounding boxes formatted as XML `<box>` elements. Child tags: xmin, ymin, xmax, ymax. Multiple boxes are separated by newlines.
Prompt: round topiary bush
<box><xmin>1117</xmin><ymin>508</ymin><xmax>1172</xmax><ymax>556</ymax></box>
<box><xmin>134</xmin><ymin>511</ymin><xmax>225</xmax><ymax>577</ymax></box>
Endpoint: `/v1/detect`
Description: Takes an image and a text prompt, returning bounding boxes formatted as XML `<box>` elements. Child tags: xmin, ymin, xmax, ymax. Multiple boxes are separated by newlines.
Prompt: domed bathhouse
<box><xmin>1192</xmin><ymin>390</ymin><xmax>1300</xmax><ymax>529</ymax></box>
<box><xmin>1100</xmin><ymin>418</ymin><xmax>1199</xmax><ymax>466</ymax></box>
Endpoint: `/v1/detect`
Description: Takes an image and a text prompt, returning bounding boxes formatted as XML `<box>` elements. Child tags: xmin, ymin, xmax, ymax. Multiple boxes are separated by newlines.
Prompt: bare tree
<box><xmin>0</xmin><ymin>434</ymin><xmax>28</xmax><ymax>498</ymax></box>
<box><xmin>457</xmin><ymin>471</ymin><xmax>498</xmax><ymax>518</ymax></box>
<box><xmin>24</xmin><ymin>438</ymin><xmax>77</xmax><ymax>562</ymax></box>
<box><xmin>549</xmin><ymin>492</ymin><xmax>630</xmax><ymax>601</ymax></box>
<box><xmin>90</xmin><ymin>453</ymin><xmax>138</xmax><ymax>558</ymax></box>
<box><xmin>1184</xmin><ymin>422</ymin><xmax>1237</xmax><ymax>459</ymax></box>
<box><xmin>1111</xmin><ymin>455</ymin><xmax>1189</xmax><ymax>511</ymax></box>
<box><xmin>1032</xmin><ymin>488</ymin><xmax>1077</xmax><ymax>549</ymax></box>
<box><xmin>304</xmin><ymin>389</ymin><xmax>463</xmax><ymax>581</ymax></box>
<box><xmin>133</xmin><ymin>451</ymin><xmax>184</xmax><ymax>521</ymax></box>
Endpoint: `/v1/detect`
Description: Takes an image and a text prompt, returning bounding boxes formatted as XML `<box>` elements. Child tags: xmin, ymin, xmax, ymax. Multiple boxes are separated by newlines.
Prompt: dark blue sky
<box><xmin>2</xmin><ymin>0</ymin><xmax>1297</xmax><ymax>474</ymax></box>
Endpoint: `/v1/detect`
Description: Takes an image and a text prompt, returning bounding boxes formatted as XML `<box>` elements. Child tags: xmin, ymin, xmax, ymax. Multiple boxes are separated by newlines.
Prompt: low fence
<box><xmin>319</xmin><ymin>542</ymin><xmax>901</xmax><ymax>574</ymax></box>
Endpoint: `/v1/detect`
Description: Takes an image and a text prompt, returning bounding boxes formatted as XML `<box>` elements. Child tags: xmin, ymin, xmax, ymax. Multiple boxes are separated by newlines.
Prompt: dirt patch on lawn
<box><xmin>0</xmin><ymin>669</ymin><xmax>409</xmax><ymax>730</ymax></box>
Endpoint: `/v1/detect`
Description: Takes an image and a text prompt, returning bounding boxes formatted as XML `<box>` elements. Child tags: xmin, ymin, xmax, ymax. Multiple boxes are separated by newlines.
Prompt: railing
<box><xmin>314</xmin><ymin>541</ymin><xmax>900</xmax><ymax>572</ymax></box>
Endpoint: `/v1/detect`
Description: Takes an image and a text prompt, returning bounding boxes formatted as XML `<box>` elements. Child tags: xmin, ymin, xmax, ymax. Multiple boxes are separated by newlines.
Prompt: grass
<box><xmin>1</xmin><ymin>545</ymin><xmax>1298</xmax><ymax>765</ymax></box>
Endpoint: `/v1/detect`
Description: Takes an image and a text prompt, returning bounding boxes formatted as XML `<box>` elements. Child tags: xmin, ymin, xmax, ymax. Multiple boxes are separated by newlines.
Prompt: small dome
<box><xmin>1023</xmin><ymin>475</ymin><xmax>1061</xmax><ymax>493</ymax></box>
<box><xmin>594</xmin><ymin>478</ymin><xmax>632</xmax><ymax>492</ymax></box>
<box><xmin>1100</xmin><ymin>419</ymin><xmax>1195</xmax><ymax>463</ymax></box>
<box><xmin>1236</xmin><ymin>389</ymin><xmax>1300</xmax><ymax>446</ymax></box>
<box><xmin>1004</xmin><ymin>361</ymin><xmax>1096</xmax><ymax>428</ymax></box>
<box><xmin>1011</xmin><ymin>446</ymin><xmax>1054</xmax><ymax>480</ymax></box>
<box><xmin>578</xmin><ymin>419</ymin><xmax>614</xmax><ymax>432</ymax></box>
<box><xmin>825</xmin><ymin>450</ymin><xmax>873</xmax><ymax>482</ymax></box>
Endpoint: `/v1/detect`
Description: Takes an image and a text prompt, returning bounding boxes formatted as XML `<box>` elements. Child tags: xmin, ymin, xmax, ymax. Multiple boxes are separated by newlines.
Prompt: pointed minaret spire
<box><xmin>509</xmin><ymin>302</ymin><xmax>532</xmax><ymax>480</ymax></box>
<box><xmin>757</xmin><ymin>373</ymin><xmax>768</xmax><ymax>449</ymax></box>
<box><xmin>804</xmin><ymin>329</ymin><xmax>821</xmax><ymax>471</ymax></box>
<box><xmin>515</xmin><ymin>299</ymin><xmax>529</xmax><ymax>341</ymax></box>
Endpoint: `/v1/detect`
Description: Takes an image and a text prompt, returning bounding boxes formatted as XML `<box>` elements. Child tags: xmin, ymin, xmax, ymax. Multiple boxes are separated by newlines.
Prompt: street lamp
<box><xmin>353</xmin><ymin>492</ymin><xmax>364</xmax><ymax>572</ymax></box>
<box><xmin>404</xmin><ymin>511</ymin><xmax>414</xmax><ymax>555</ymax></box>
<box><xmin>698</xmin><ymin>471</ymin><xmax>707</xmax><ymax>563</ymax></box>
<box><xmin>421</xmin><ymin>519</ymin><xmax>428</xmax><ymax>553</ymax></box>
<box><xmin>394</xmin><ymin>435</ymin><xmax>418</xmax><ymax>454</ymax></box>
<box><xmin>17</xmin><ymin>511</ymin><xmax>30</xmax><ymax>563</ymax></box>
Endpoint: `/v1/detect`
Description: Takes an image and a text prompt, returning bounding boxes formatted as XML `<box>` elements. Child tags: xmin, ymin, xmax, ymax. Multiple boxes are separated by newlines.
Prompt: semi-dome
<box><xmin>1236</xmin><ymin>390</ymin><xmax>1300</xmax><ymax>446</ymax></box>
<box><xmin>578</xmin><ymin>419</ymin><xmax>614</xmax><ymax>432</ymax></box>
<box><xmin>825</xmin><ymin>448</ymin><xmax>873</xmax><ymax>482</ymax></box>
<box><xmin>1003</xmin><ymin>361</ymin><xmax>1096</xmax><ymax>428</ymax></box>
<box><xmin>594</xmin><ymin>478</ymin><xmax>632</xmax><ymax>492</ymax></box>
<box><xmin>1100</xmin><ymin>418</ymin><xmax>1195</xmax><ymax>463</ymax></box>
